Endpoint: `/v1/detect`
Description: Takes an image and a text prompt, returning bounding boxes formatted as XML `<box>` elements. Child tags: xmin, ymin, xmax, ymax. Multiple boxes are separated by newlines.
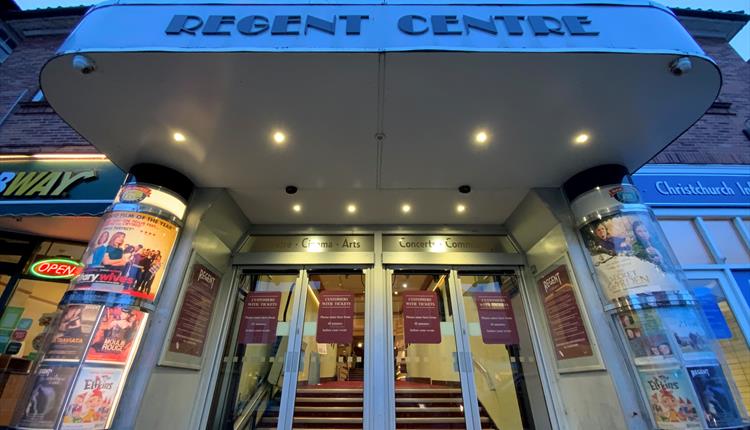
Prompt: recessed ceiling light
<box><xmin>347</xmin><ymin>204</ymin><xmax>357</xmax><ymax>214</ymax></box>
<box><xmin>574</xmin><ymin>133</ymin><xmax>590</xmax><ymax>145</ymax></box>
<box><xmin>173</xmin><ymin>132</ymin><xmax>186</xmax><ymax>142</ymax></box>
<box><xmin>474</xmin><ymin>130</ymin><xmax>489</xmax><ymax>145</ymax></box>
<box><xmin>402</xmin><ymin>283</ymin><xmax>407</xmax><ymax>288</ymax></box>
<box><xmin>394</xmin><ymin>291</ymin><xmax>399</xmax><ymax>295</ymax></box>
<box><xmin>456</xmin><ymin>204</ymin><xmax>466</xmax><ymax>213</ymax></box>
<box><xmin>401</xmin><ymin>204</ymin><xmax>411</xmax><ymax>213</ymax></box>
<box><xmin>273</xmin><ymin>131</ymin><xmax>286</xmax><ymax>144</ymax></box>
<box><xmin>292</xmin><ymin>204</ymin><xmax>301</xmax><ymax>213</ymax></box>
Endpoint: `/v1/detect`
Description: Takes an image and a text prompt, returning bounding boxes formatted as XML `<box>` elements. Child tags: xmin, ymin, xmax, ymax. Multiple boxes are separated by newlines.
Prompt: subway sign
<box><xmin>29</xmin><ymin>258</ymin><xmax>84</xmax><ymax>280</ymax></box>
<box><xmin>0</xmin><ymin>170</ymin><xmax>96</xmax><ymax>198</ymax></box>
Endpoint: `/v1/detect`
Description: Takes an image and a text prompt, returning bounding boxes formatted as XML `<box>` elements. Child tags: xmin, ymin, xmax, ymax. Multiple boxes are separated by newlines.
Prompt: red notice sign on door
<box><xmin>473</xmin><ymin>292</ymin><xmax>519</xmax><ymax>344</ymax></box>
<box><xmin>239</xmin><ymin>291</ymin><xmax>282</xmax><ymax>344</ymax></box>
<box><xmin>403</xmin><ymin>291</ymin><xmax>441</xmax><ymax>344</ymax></box>
<box><xmin>316</xmin><ymin>292</ymin><xmax>354</xmax><ymax>344</ymax></box>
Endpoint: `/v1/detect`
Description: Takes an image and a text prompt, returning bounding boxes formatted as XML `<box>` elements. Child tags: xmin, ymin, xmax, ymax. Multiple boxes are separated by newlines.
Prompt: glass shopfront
<box><xmin>209</xmin><ymin>234</ymin><xmax>551</xmax><ymax>430</ymax></box>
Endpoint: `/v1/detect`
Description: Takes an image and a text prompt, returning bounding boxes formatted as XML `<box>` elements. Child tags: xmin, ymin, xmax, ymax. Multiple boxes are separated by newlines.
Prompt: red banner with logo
<box><xmin>316</xmin><ymin>292</ymin><xmax>354</xmax><ymax>344</ymax></box>
<box><xmin>473</xmin><ymin>292</ymin><xmax>519</xmax><ymax>344</ymax></box>
<box><xmin>403</xmin><ymin>291</ymin><xmax>441</xmax><ymax>344</ymax></box>
<box><xmin>239</xmin><ymin>291</ymin><xmax>281</xmax><ymax>344</ymax></box>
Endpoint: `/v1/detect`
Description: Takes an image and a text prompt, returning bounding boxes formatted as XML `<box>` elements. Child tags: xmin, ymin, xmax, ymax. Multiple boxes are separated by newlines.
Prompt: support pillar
<box><xmin>12</xmin><ymin>164</ymin><xmax>192</xmax><ymax>430</ymax></box>
<box><xmin>564</xmin><ymin>165</ymin><xmax>748</xmax><ymax>429</ymax></box>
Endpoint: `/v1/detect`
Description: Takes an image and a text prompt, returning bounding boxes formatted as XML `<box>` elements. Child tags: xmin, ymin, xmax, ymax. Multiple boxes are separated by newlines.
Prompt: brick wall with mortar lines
<box><xmin>651</xmin><ymin>36</ymin><xmax>750</xmax><ymax>165</ymax></box>
<box><xmin>0</xmin><ymin>31</ymin><xmax>93</xmax><ymax>154</ymax></box>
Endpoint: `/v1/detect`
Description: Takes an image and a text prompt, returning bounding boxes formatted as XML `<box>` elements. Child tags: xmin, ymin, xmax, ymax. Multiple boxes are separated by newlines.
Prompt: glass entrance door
<box><xmin>209</xmin><ymin>268</ymin><xmax>368</xmax><ymax>430</ymax></box>
<box><xmin>389</xmin><ymin>269</ymin><xmax>547</xmax><ymax>430</ymax></box>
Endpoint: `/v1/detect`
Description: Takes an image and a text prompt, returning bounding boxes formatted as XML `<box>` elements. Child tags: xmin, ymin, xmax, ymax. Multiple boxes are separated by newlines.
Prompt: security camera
<box><xmin>72</xmin><ymin>55</ymin><xmax>96</xmax><ymax>75</ymax></box>
<box><xmin>285</xmin><ymin>185</ymin><xmax>298</xmax><ymax>195</ymax></box>
<box><xmin>669</xmin><ymin>57</ymin><xmax>692</xmax><ymax>76</ymax></box>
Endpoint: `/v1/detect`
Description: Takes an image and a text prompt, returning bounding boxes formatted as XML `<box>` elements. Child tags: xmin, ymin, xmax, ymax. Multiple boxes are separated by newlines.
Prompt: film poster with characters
<box><xmin>639</xmin><ymin>368</ymin><xmax>701</xmax><ymax>429</ymax></box>
<box><xmin>687</xmin><ymin>365</ymin><xmax>743</xmax><ymax>428</ymax></box>
<box><xmin>46</xmin><ymin>304</ymin><xmax>100</xmax><ymax>361</ymax></box>
<box><xmin>86</xmin><ymin>306</ymin><xmax>146</xmax><ymax>364</ymax></box>
<box><xmin>61</xmin><ymin>367</ymin><xmax>124</xmax><ymax>430</ymax></box>
<box><xmin>580</xmin><ymin>212</ymin><xmax>682</xmax><ymax>302</ymax></box>
<box><xmin>17</xmin><ymin>365</ymin><xmax>76</xmax><ymax>428</ymax></box>
<box><xmin>659</xmin><ymin>307</ymin><xmax>713</xmax><ymax>360</ymax></box>
<box><xmin>618</xmin><ymin>308</ymin><xmax>675</xmax><ymax>364</ymax></box>
<box><xmin>72</xmin><ymin>211</ymin><xmax>179</xmax><ymax>303</ymax></box>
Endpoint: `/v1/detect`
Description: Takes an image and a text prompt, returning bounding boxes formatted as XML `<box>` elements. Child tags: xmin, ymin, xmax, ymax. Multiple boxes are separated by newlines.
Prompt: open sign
<box><xmin>29</xmin><ymin>258</ymin><xmax>83</xmax><ymax>280</ymax></box>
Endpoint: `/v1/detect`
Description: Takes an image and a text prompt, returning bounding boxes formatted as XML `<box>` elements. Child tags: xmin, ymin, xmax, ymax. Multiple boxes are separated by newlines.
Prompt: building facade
<box><xmin>0</xmin><ymin>2</ymin><xmax>748</xmax><ymax>430</ymax></box>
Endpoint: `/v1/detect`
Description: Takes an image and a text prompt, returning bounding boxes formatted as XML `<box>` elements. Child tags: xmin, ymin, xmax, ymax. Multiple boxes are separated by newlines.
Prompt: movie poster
<box><xmin>579</xmin><ymin>212</ymin><xmax>682</xmax><ymax>302</ymax></box>
<box><xmin>71</xmin><ymin>210</ymin><xmax>179</xmax><ymax>303</ymax></box>
<box><xmin>46</xmin><ymin>304</ymin><xmax>101</xmax><ymax>361</ymax></box>
<box><xmin>659</xmin><ymin>307</ymin><xmax>713</xmax><ymax>360</ymax></box>
<box><xmin>618</xmin><ymin>309</ymin><xmax>675</xmax><ymax>365</ymax></box>
<box><xmin>687</xmin><ymin>365</ymin><xmax>743</xmax><ymax>428</ymax></box>
<box><xmin>86</xmin><ymin>306</ymin><xmax>147</xmax><ymax>364</ymax></box>
<box><xmin>639</xmin><ymin>367</ymin><xmax>701</xmax><ymax>429</ymax></box>
<box><xmin>61</xmin><ymin>366</ymin><xmax>124</xmax><ymax>430</ymax></box>
<box><xmin>16</xmin><ymin>365</ymin><xmax>76</xmax><ymax>429</ymax></box>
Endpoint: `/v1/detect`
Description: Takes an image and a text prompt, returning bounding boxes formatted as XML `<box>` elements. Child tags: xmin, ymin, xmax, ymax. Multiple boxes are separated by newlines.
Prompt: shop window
<box><xmin>0</xmin><ymin>279</ymin><xmax>67</xmax><ymax>359</ymax></box>
<box><xmin>687</xmin><ymin>279</ymin><xmax>750</xmax><ymax>413</ymax></box>
<box><xmin>659</xmin><ymin>219</ymin><xmax>714</xmax><ymax>265</ymax></box>
<box><xmin>0</xmin><ymin>25</ymin><xmax>17</xmax><ymax>64</ymax></box>
<box><xmin>703</xmin><ymin>220</ymin><xmax>750</xmax><ymax>264</ymax></box>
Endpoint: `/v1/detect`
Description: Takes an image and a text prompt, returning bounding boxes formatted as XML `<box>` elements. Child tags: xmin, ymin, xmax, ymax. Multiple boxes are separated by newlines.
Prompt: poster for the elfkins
<box><xmin>639</xmin><ymin>368</ymin><xmax>701</xmax><ymax>429</ymax></box>
<box><xmin>580</xmin><ymin>211</ymin><xmax>682</xmax><ymax>301</ymax></box>
<box><xmin>62</xmin><ymin>367</ymin><xmax>124</xmax><ymax>430</ymax></box>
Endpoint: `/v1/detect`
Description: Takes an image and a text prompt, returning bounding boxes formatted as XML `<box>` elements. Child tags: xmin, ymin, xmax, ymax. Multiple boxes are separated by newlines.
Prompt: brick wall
<box><xmin>0</xmin><ymin>30</ymin><xmax>93</xmax><ymax>154</ymax></box>
<box><xmin>651</xmin><ymin>37</ymin><xmax>750</xmax><ymax>164</ymax></box>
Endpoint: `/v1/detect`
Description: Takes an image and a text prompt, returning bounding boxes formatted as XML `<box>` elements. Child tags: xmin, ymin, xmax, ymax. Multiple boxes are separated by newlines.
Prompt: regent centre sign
<box><xmin>166</xmin><ymin>14</ymin><xmax>598</xmax><ymax>38</ymax></box>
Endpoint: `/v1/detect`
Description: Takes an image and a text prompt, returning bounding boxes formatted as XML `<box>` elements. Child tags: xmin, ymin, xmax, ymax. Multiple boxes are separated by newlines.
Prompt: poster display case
<box><xmin>570</xmin><ymin>180</ymin><xmax>749</xmax><ymax>429</ymax></box>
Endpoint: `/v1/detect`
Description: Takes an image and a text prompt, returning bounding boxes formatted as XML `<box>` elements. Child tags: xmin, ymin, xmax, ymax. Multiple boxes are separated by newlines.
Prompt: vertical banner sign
<box><xmin>403</xmin><ymin>291</ymin><xmax>441</xmax><ymax>344</ymax></box>
<box><xmin>536</xmin><ymin>265</ymin><xmax>593</xmax><ymax>359</ymax></box>
<box><xmin>316</xmin><ymin>292</ymin><xmax>354</xmax><ymax>344</ymax></box>
<box><xmin>687</xmin><ymin>365</ymin><xmax>743</xmax><ymax>428</ymax></box>
<box><xmin>473</xmin><ymin>293</ymin><xmax>519</xmax><ymax>344</ymax></box>
<box><xmin>72</xmin><ymin>210</ymin><xmax>179</xmax><ymax>303</ymax></box>
<box><xmin>168</xmin><ymin>264</ymin><xmax>221</xmax><ymax>357</ymax></box>
<box><xmin>239</xmin><ymin>292</ymin><xmax>282</xmax><ymax>344</ymax></box>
